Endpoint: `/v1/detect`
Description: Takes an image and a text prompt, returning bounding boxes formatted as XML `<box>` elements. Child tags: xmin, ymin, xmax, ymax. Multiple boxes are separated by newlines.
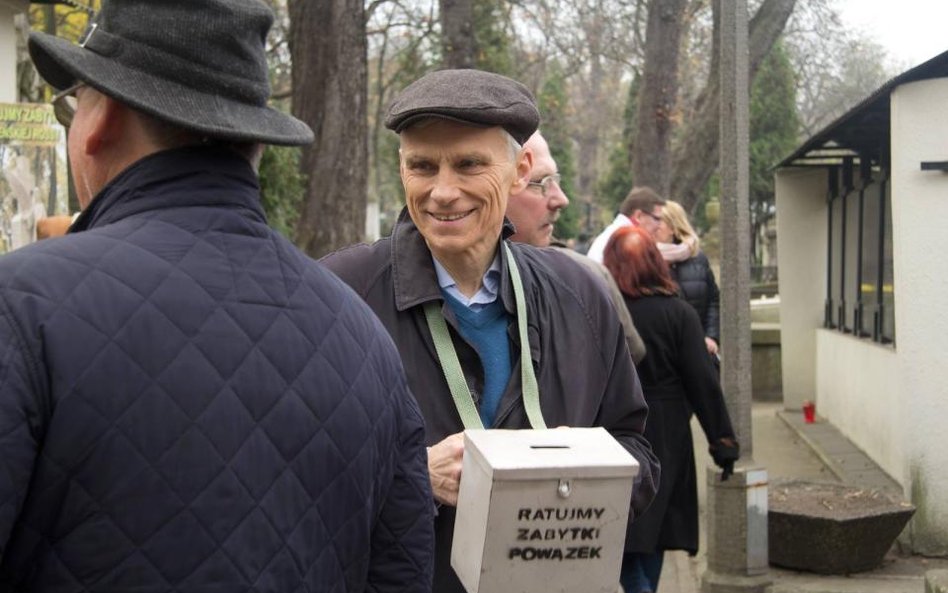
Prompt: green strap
<box><xmin>504</xmin><ymin>244</ymin><xmax>546</xmax><ymax>430</ymax></box>
<box><xmin>423</xmin><ymin>244</ymin><xmax>546</xmax><ymax>430</ymax></box>
<box><xmin>424</xmin><ymin>303</ymin><xmax>483</xmax><ymax>429</ymax></box>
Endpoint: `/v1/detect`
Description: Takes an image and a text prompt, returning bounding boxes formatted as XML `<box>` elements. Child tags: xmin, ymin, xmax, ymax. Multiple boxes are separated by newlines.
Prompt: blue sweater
<box><xmin>442</xmin><ymin>291</ymin><xmax>511</xmax><ymax>426</ymax></box>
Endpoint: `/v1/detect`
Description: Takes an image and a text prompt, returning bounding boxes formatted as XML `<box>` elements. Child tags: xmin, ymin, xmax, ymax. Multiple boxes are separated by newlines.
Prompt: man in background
<box><xmin>0</xmin><ymin>1</ymin><xmax>433</xmax><ymax>589</ymax></box>
<box><xmin>587</xmin><ymin>186</ymin><xmax>666</xmax><ymax>263</ymax></box>
<box><xmin>506</xmin><ymin>130</ymin><xmax>646</xmax><ymax>363</ymax></box>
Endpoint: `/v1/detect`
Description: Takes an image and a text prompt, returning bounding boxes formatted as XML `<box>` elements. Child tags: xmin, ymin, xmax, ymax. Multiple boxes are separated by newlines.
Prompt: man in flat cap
<box><xmin>0</xmin><ymin>1</ymin><xmax>433</xmax><ymax>590</ymax></box>
<box><xmin>322</xmin><ymin>69</ymin><xmax>659</xmax><ymax>593</ymax></box>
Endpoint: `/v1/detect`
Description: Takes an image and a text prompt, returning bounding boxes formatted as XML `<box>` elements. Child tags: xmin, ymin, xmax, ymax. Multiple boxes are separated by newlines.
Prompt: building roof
<box><xmin>778</xmin><ymin>49</ymin><xmax>948</xmax><ymax>169</ymax></box>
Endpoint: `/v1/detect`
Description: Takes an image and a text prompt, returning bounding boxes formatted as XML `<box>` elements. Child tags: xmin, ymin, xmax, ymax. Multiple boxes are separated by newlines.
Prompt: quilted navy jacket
<box><xmin>0</xmin><ymin>148</ymin><xmax>434</xmax><ymax>592</ymax></box>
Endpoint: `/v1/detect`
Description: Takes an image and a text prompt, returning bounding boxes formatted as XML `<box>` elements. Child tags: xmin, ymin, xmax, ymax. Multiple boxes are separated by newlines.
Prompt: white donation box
<box><xmin>451</xmin><ymin>427</ymin><xmax>639</xmax><ymax>593</ymax></box>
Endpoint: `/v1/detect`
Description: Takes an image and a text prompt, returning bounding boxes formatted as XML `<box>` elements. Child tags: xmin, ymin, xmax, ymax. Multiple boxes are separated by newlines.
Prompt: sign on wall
<box><xmin>0</xmin><ymin>102</ymin><xmax>67</xmax><ymax>254</ymax></box>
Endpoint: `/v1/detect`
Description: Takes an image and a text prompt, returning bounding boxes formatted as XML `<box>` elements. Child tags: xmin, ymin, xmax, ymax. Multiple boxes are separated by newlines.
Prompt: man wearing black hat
<box><xmin>322</xmin><ymin>69</ymin><xmax>660</xmax><ymax>593</ymax></box>
<box><xmin>0</xmin><ymin>1</ymin><xmax>433</xmax><ymax>590</ymax></box>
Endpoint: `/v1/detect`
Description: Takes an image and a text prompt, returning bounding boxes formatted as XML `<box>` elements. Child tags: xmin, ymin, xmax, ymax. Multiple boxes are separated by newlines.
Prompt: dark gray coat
<box><xmin>322</xmin><ymin>209</ymin><xmax>660</xmax><ymax>593</ymax></box>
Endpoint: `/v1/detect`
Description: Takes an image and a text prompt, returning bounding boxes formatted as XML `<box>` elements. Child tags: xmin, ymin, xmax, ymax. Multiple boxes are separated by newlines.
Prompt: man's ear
<box><xmin>511</xmin><ymin>145</ymin><xmax>534</xmax><ymax>193</ymax></box>
<box><xmin>82</xmin><ymin>94</ymin><xmax>124</xmax><ymax>156</ymax></box>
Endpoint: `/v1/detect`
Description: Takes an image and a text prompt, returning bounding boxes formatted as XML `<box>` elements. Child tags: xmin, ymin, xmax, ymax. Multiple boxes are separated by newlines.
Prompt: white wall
<box><xmin>0</xmin><ymin>1</ymin><xmax>27</xmax><ymax>103</ymax></box>
<box><xmin>774</xmin><ymin>168</ymin><xmax>827</xmax><ymax>410</ymax></box>
<box><xmin>815</xmin><ymin>329</ymin><xmax>902</xmax><ymax>483</ymax></box>
<box><xmin>890</xmin><ymin>77</ymin><xmax>948</xmax><ymax>555</ymax></box>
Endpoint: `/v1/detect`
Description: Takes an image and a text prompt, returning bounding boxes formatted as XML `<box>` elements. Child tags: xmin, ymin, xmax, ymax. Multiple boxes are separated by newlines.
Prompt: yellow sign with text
<box><xmin>0</xmin><ymin>104</ymin><xmax>61</xmax><ymax>146</ymax></box>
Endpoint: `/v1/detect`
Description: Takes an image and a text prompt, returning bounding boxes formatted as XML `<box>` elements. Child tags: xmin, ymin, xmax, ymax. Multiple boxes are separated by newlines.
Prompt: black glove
<box><xmin>709</xmin><ymin>437</ymin><xmax>740</xmax><ymax>481</ymax></box>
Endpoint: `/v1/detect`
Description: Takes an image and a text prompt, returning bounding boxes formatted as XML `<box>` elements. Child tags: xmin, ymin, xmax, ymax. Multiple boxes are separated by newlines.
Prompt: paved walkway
<box><xmin>656</xmin><ymin>402</ymin><xmax>948</xmax><ymax>593</ymax></box>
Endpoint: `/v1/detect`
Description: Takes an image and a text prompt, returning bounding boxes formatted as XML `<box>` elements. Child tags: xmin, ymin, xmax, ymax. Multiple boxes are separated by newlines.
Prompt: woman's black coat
<box><xmin>669</xmin><ymin>251</ymin><xmax>720</xmax><ymax>344</ymax></box>
<box><xmin>622</xmin><ymin>294</ymin><xmax>735</xmax><ymax>554</ymax></box>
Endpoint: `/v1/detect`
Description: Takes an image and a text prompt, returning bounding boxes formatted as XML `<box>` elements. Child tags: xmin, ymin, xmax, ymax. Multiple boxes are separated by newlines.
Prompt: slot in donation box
<box><xmin>451</xmin><ymin>427</ymin><xmax>639</xmax><ymax>593</ymax></box>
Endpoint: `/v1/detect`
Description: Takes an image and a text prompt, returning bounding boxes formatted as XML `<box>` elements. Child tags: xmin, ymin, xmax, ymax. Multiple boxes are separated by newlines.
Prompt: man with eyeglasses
<box><xmin>587</xmin><ymin>186</ymin><xmax>667</xmax><ymax>263</ymax></box>
<box><xmin>505</xmin><ymin>132</ymin><xmax>568</xmax><ymax>247</ymax></box>
<box><xmin>506</xmin><ymin>131</ymin><xmax>646</xmax><ymax>364</ymax></box>
<box><xmin>321</xmin><ymin>69</ymin><xmax>659</xmax><ymax>593</ymax></box>
<box><xmin>0</xmin><ymin>1</ymin><xmax>434</xmax><ymax>590</ymax></box>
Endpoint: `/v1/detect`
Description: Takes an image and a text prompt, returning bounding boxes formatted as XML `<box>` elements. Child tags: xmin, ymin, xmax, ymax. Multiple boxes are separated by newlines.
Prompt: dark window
<box><xmin>825</xmin><ymin>163</ymin><xmax>895</xmax><ymax>345</ymax></box>
<box><xmin>843</xmin><ymin>187</ymin><xmax>860</xmax><ymax>332</ymax></box>
<box><xmin>881</xmin><ymin>182</ymin><xmax>895</xmax><ymax>343</ymax></box>
<box><xmin>860</xmin><ymin>180</ymin><xmax>881</xmax><ymax>337</ymax></box>
<box><xmin>828</xmin><ymin>188</ymin><xmax>843</xmax><ymax>328</ymax></box>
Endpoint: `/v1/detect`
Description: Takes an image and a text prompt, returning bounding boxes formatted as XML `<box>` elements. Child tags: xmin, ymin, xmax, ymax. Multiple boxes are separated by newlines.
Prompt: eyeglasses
<box><xmin>643</xmin><ymin>211</ymin><xmax>662</xmax><ymax>223</ymax></box>
<box><xmin>527</xmin><ymin>173</ymin><xmax>562</xmax><ymax>197</ymax></box>
<box><xmin>51</xmin><ymin>83</ymin><xmax>84</xmax><ymax>128</ymax></box>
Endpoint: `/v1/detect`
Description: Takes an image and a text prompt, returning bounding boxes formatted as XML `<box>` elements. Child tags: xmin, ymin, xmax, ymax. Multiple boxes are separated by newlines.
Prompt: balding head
<box><xmin>506</xmin><ymin>131</ymin><xmax>569</xmax><ymax>247</ymax></box>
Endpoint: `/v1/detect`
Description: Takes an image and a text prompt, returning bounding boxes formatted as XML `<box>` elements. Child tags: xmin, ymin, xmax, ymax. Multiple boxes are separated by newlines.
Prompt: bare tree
<box><xmin>264</xmin><ymin>0</ymin><xmax>293</xmax><ymax>102</ymax></box>
<box><xmin>783</xmin><ymin>2</ymin><xmax>895</xmax><ymax>137</ymax></box>
<box><xmin>668</xmin><ymin>0</ymin><xmax>798</xmax><ymax>212</ymax></box>
<box><xmin>631</xmin><ymin>0</ymin><xmax>688</xmax><ymax>195</ymax></box>
<box><xmin>440</xmin><ymin>0</ymin><xmax>475</xmax><ymax>68</ymax></box>
<box><xmin>512</xmin><ymin>0</ymin><xmax>647</xmax><ymax>202</ymax></box>
<box><xmin>366</xmin><ymin>1</ymin><xmax>438</xmax><ymax>227</ymax></box>
<box><xmin>289</xmin><ymin>0</ymin><xmax>368</xmax><ymax>257</ymax></box>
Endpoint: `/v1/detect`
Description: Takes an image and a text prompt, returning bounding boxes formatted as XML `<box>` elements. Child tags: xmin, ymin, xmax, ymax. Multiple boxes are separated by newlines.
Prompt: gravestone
<box><xmin>769</xmin><ymin>480</ymin><xmax>915</xmax><ymax>574</ymax></box>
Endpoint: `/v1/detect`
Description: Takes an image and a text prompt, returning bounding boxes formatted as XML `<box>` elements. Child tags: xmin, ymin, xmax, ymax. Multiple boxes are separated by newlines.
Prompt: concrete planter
<box><xmin>768</xmin><ymin>480</ymin><xmax>915</xmax><ymax>574</ymax></box>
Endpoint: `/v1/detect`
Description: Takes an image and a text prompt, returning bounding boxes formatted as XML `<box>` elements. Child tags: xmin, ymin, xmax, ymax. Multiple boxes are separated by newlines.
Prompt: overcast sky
<box><xmin>835</xmin><ymin>0</ymin><xmax>948</xmax><ymax>67</ymax></box>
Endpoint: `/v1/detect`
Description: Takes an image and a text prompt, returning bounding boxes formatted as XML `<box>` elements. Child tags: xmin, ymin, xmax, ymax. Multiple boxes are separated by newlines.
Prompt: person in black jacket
<box><xmin>604</xmin><ymin>226</ymin><xmax>738</xmax><ymax>593</ymax></box>
<box><xmin>656</xmin><ymin>200</ymin><xmax>721</xmax><ymax>356</ymax></box>
<box><xmin>0</xmin><ymin>1</ymin><xmax>434</xmax><ymax>590</ymax></box>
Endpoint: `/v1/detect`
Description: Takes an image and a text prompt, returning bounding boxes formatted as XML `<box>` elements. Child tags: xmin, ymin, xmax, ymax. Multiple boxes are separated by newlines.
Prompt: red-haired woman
<box><xmin>604</xmin><ymin>226</ymin><xmax>739</xmax><ymax>593</ymax></box>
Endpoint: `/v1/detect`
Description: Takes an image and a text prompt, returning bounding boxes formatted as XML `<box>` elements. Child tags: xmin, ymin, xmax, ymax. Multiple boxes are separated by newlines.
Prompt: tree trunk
<box><xmin>576</xmin><ymin>53</ymin><xmax>605</xmax><ymax>202</ymax></box>
<box><xmin>440</xmin><ymin>0</ymin><xmax>476</xmax><ymax>69</ymax></box>
<box><xmin>631</xmin><ymin>0</ymin><xmax>688</xmax><ymax>197</ymax></box>
<box><xmin>670</xmin><ymin>0</ymin><xmax>797</xmax><ymax>213</ymax></box>
<box><xmin>290</xmin><ymin>0</ymin><xmax>368</xmax><ymax>258</ymax></box>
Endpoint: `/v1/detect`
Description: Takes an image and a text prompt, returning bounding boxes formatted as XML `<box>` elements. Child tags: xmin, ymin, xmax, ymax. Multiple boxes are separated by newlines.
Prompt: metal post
<box><xmin>701</xmin><ymin>1</ymin><xmax>770</xmax><ymax>590</ymax></box>
<box><xmin>717</xmin><ymin>0</ymin><xmax>752</xmax><ymax>457</ymax></box>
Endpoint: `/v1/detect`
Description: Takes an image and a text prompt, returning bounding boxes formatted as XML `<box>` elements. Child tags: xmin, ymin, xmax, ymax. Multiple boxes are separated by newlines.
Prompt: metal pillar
<box><xmin>701</xmin><ymin>1</ymin><xmax>770</xmax><ymax>590</ymax></box>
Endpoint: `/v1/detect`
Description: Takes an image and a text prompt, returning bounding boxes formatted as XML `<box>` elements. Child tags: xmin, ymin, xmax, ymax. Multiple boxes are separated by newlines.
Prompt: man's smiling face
<box><xmin>399</xmin><ymin>119</ymin><xmax>528</xmax><ymax>263</ymax></box>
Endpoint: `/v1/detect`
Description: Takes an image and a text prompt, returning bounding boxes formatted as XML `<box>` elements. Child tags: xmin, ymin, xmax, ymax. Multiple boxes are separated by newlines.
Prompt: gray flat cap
<box><xmin>384</xmin><ymin>69</ymin><xmax>540</xmax><ymax>145</ymax></box>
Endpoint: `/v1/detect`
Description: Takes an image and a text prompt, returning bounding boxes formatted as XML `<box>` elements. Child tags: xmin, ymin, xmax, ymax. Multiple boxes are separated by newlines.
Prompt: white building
<box><xmin>775</xmin><ymin>50</ymin><xmax>948</xmax><ymax>556</ymax></box>
<box><xmin>0</xmin><ymin>0</ymin><xmax>28</xmax><ymax>102</ymax></box>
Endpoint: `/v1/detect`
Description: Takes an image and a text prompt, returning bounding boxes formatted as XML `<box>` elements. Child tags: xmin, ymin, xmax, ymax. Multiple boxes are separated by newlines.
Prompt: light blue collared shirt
<box><xmin>432</xmin><ymin>251</ymin><xmax>502</xmax><ymax>311</ymax></box>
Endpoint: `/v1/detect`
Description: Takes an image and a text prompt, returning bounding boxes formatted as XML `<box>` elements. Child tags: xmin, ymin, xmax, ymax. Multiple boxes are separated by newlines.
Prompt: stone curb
<box><xmin>775</xmin><ymin>411</ymin><xmax>901</xmax><ymax>492</ymax></box>
<box><xmin>927</xmin><ymin>569</ymin><xmax>948</xmax><ymax>593</ymax></box>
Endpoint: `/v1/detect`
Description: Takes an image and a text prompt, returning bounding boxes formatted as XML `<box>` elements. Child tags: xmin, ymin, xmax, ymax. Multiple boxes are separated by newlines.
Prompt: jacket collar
<box><xmin>70</xmin><ymin>146</ymin><xmax>265</xmax><ymax>232</ymax></box>
<box><xmin>390</xmin><ymin>207</ymin><xmax>517</xmax><ymax>313</ymax></box>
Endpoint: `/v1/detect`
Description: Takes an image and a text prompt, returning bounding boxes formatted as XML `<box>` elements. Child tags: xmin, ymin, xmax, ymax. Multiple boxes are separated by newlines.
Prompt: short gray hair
<box><xmin>501</xmin><ymin>129</ymin><xmax>522</xmax><ymax>161</ymax></box>
<box><xmin>137</xmin><ymin>110</ymin><xmax>264</xmax><ymax>171</ymax></box>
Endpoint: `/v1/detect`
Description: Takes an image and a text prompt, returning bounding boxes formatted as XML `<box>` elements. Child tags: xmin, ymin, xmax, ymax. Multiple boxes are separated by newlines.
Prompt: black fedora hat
<box><xmin>28</xmin><ymin>0</ymin><xmax>313</xmax><ymax>146</ymax></box>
